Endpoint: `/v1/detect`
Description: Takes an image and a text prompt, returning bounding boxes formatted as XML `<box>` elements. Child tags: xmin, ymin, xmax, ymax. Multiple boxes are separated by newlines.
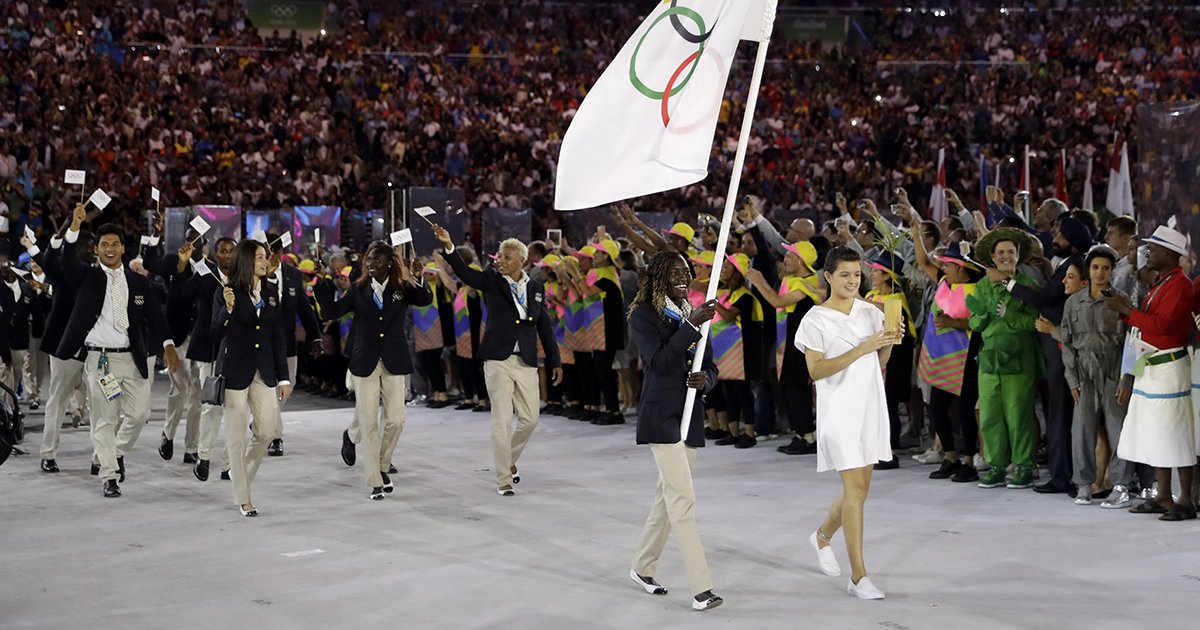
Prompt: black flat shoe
<box><xmin>777</xmin><ymin>437</ymin><xmax>817</xmax><ymax>455</ymax></box>
<box><xmin>40</xmin><ymin>459</ymin><xmax>60</xmax><ymax>473</ymax></box>
<box><xmin>103</xmin><ymin>480</ymin><xmax>121</xmax><ymax>498</ymax></box>
<box><xmin>117</xmin><ymin>457</ymin><xmax>125</xmax><ymax>482</ymax></box>
<box><xmin>388</xmin><ymin>464</ymin><xmax>397</xmax><ymax>474</ymax></box>
<box><xmin>158</xmin><ymin>433</ymin><xmax>173</xmax><ymax>461</ymax></box>
<box><xmin>220</xmin><ymin>470</ymin><xmax>231</xmax><ymax>481</ymax></box>
<box><xmin>381</xmin><ymin>472</ymin><xmax>394</xmax><ymax>493</ymax></box>
<box><xmin>1033</xmin><ymin>479</ymin><xmax>1073</xmax><ymax>494</ymax></box>
<box><xmin>454</xmin><ymin>402</ymin><xmax>475</xmax><ymax>411</ymax></box>
<box><xmin>734</xmin><ymin>435</ymin><xmax>757</xmax><ymax>449</ymax></box>
<box><xmin>595</xmin><ymin>412</ymin><xmax>625</xmax><ymax>425</ymax></box>
<box><xmin>951</xmin><ymin>466</ymin><xmax>980</xmax><ymax>483</ymax></box>
<box><xmin>341</xmin><ymin>430</ymin><xmax>356</xmax><ymax>467</ymax></box>
<box><xmin>183</xmin><ymin>452</ymin><xmax>198</xmax><ymax>464</ymax></box>
<box><xmin>714</xmin><ymin>435</ymin><xmax>740</xmax><ymax>446</ymax></box>
<box><xmin>193</xmin><ymin>459</ymin><xmax>210</xmax><ymax>481</ymax></box>
<box><xmin>473</xmin><ymin>405</ymin><xmax>491</xmax><ymax>413</ymax></box>
<box><xmin>929</xmin><ymin>459</ymin><xmax>962</xmax><ymax>479</ymax></box>
<box><xmin>370</xmin><ymin>487</ymin><xmax>385</xmax><ymax>501</ymax></box>
<box><xmin>267</xmin><ymin>439</ymin><xmax>284</xmax><ymax>457</ymax></box>
<box><xmin>874</xmin><ymin>459</ymin><xmax>899</xmax><ymax>470</ymax></box>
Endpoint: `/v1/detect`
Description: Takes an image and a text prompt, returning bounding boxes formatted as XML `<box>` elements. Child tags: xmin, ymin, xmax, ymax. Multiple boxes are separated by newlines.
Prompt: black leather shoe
<box><xmin>341</xmin><ymin>430</ymin><xmax>356</xmax><ymax>467</ymax></box>
<box><xmin>158</xmin><ymin>433</ymin><xmax>174</xmax><ymax>461</ymax></box>
<box><xmin>194</xmin><ymin>459</ymin><xmax>210</xmax><ymax>482</ymax></box>
<box><xmin>874</xmin><ymin>458</ymin><xmax>899</xmax><ymax>470</ymax></box>
<box><xmin>90</xmin><ymin>461</ymin><xmax>99</xmax><ymax>476</ymax></box>
<box><xmin>714</xmin><ymin>434</ymin><xmax>740</xmax><ymax>446</ymax></box>
<box><xmin>929</xmin><ymin>459</ymin><xmax>963</xmax><ymax>480</ymax></box>
<box><xmin>103</xmin><ymin>480</ymin><xmax>121</xmax><ymax>498</ymax></box>
<box><xmin>473</xmin><ymin>405</ymin><xmax>491</xmax><ymax>413</ymax></box>
<box><xmin>220</xmin><ymin>470</ymin><xmax>231</xmax><ymax>481</ymax></box>
<box><xmin>183</xmin><ymin>452</ymin><xmax>197</xmax><ymax>464</ymax></box>
<box><xmin>267</xmin><ymin>439</ymin><xmax>283</xmax><ymax>456</ymax></box>
<box><xmin>381</xmin><ymin>472</ymin><xmax>394</xmax><ymax>493</ymax></box>
<box><xmin>387</xmin><ymin>464</ymin><xmax>397</xmax><ymax>474</ymax></box>
<box><xmin>543</xmin><ymin>404</ymin><xmax>564</xmax><ymax>416</ymax></box>
<box><xmin>117</xmin><ymin>457</ymin><xmax>125</xmax><ymax>482</ymax></box>
<box><xmin>950</xmin><ymin>465</ymin><xmax>980</xmax><ymax>483</ymax></box>
<box><xmin>40</xmin><ymin>459</ymin><xmax>60</xmax><ymax>473</ymax></box>
<box><xmin>734</xmin><ymin>434</ymin><xmax>757</xmax><ymax>449</ymax></box>
<box><xmin>595</xmin><ymin>412</ymin><xmax>625</xmax><ymax>426</ymax></box>
<box><xmin>454</xmin><ymin>402</ymin><xmax>475</xmax><ymax>411</ymax></box>
<box><xmin>1034</xmin><ymin>479</ymin><xmax>1074</xmax><ymax>494</ymax></box>
<box><xmin>777</xmin><ymin>437</ymin><xmax>817</xmax><ymax>455</ymax></box>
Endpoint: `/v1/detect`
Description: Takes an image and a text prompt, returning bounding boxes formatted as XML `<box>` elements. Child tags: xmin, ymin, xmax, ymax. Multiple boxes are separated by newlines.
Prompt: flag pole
<box><xmin>679</xmin><ymin>30</ymin><xmax>773</xmax><ymax>441</ymax></box>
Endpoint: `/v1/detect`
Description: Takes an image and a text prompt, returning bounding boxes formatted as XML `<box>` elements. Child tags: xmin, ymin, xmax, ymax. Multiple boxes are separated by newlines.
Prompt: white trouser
<box><xmin>40</xmin><ymin>355</ymin><xmax>86</xmax><ymax>460</ymax></box>
<box><xmin>195</xmin><ymin>361</ymin><xmax>229</xmax><ymax>470</ymax></box>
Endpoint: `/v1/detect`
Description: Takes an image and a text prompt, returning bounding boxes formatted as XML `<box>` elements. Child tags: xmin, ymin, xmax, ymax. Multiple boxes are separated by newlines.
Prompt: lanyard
<box><xmin>1143</xmin><ymin>268</ymin><xmax>1178</xmax><ymax>312</ymax></box>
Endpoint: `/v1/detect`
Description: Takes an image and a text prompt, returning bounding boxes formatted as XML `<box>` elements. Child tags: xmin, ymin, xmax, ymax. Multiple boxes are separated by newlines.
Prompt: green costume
<box><xmin>966</xmin><ymin>275</ymin><xmax>1044</xmax><ymax>484</ymax></box>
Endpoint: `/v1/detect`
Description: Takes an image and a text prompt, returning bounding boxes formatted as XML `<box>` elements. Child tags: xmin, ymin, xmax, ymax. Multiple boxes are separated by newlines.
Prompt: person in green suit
<box><xmin>966</xmin><ymin>228</ymin><xmax>1045</xmax><ymax>489</ymax></box>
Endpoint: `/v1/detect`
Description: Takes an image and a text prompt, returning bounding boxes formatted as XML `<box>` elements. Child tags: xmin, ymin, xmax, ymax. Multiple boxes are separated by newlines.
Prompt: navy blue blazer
<box><xmin>312</xmin><ymin>278</ymin><xmax>433</xmax><ymax>378</ymax></box>
<box><xmin>629</xmin><ymin>302</ymin><xmax>717</xmax><ymax>448</ymax></box>
<box><xmin>210</xmin><ymin>285</ymin><xmax>289</xmax><ymax>390</ymax></box>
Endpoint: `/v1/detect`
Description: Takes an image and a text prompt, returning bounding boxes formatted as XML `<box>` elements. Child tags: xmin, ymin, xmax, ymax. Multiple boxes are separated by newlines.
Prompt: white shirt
<box><xmin>272</xmin><ymin>266</ymin><xmax>284</xmax><ymax>300</ymax></box>
<box><xmin>85</xmin><ymin>265</ymin><xmax>131</xmax><ymax>349</ymax></box>
<box><xmin>505</xmin><ymin>271</ymin><xmax>530</xmax><ymax>353</ymax></box>
<box><xmin>5</xmin><ymin>279</ymin><xmax>19</xmax><ymax>303</ymax></box>
<box><xmin>371</xmin><ymin>278</ymin><xmax>386</xmax><ymax>305</ymax></box>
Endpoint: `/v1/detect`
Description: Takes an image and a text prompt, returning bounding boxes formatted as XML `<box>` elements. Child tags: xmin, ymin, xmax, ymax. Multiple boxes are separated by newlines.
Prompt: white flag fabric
<box><xmin>250</xmin><ymin>230</ymin><xmax>268</xmax><ymax>244</ymax></box>
<box><xmin>929</xmin><ymin>148</ymin><xmax>948</xmax><ymax>221</ymax></box>
<box><xmin>190</xmin><ymin>216</ymin><xmax>212</xmax><ymax>235</ymax></box>
<box><xmin>88</xmin><ymin>188</ymin><xmax>112</xmax><ymax>210</ymax></box>
<box><xmin>413</xmin><ymin>206</ymin><xmax>436</xmax><ymax>217</ymax></box>
<box><xmin>1115</xmin><ymin>143</ymin><xmax>1134</xmax><ymax>217</ymax></box>
<box><xmin>280</xmin><ymin>232</ymin><xmax>293</xmax><ymax>248</ymax></box>
<box><xmin>390</xmin><ymin>228</ymin><xmax>413</xmax><ymax>246</ymax></box>
<box><xmin>64</xmin><ymin>169</ymin><xmax>86</xmax><ymax>185</ymax></box>
<box><xmin>314</xmin><ymin>227</ymin><xmax>321</xmax><ymax>244</ymax></box>
<box><xmin>555</xmin><ymin>0</ymin><xmax>773</xmax><ymax>210</ymax></box>
<box><xmin>1081</xmin><ymin>156</ymin><xmax>1094</xmax><ymax>211</ymax></box>
<box><xmin>151</xmin><ymin>187</ymin><xmax>161</xmax><ymax>202</ymax></box>
<box><xmin>193</xmin><ymin>260</ymin><xmax>213</xmax><ymax>276</ymax></box>
<box><xmin>1105</xmin><ymin>135</ymin><xmax>1132</xmax><ymax>216</ymax></box>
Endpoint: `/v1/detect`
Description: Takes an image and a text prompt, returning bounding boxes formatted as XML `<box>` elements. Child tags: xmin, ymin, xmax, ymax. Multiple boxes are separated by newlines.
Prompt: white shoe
<box><xmin>913</xmin><ymin>448</ymin><xmax>941</xmax><ymax>464</ymax></box>
<box><xmin>847</xmin><ymin>576</ymin><xmax>885</xmax><ymax>600</ymax></box>
<box><xmin>809</xmin><ymin>530</ymin><xmax>841</xmax><ymax>577</ymax></box>
<box><xmin>974</xmin><ymin>454</ymin><xmax>988</xmax><ymax>471</ymax></box>
<box><xmin>692</xmin><ymin>593</ymin><xmax>723</xmax><ymax>611</ymax></box>
<box><xmin>1074</xmin><ymin>487</ymin><xmax>1092</xmax><ymax>505</ymax></box>
<box><xmin>1100</xmin><ymin>485</ymin><xmax>1131</xmax><ymax>509</ymax></box>
<box><xmin>629</xmin><ymin>569</ymin><xmax>667</xmax><ymax>595</ymax></box>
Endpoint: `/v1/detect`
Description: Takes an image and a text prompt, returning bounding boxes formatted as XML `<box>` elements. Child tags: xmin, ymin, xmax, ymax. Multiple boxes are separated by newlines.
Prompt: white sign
<box><xmin>151</xmin><ymin>187</ymin><xmax>161</xmax><ymax>202</ymax></box>
<box><xmin>190</xmin><ymin>216</ymin><xmax>212</xmax><ymax>235</ymax></box>
<box><xmin>88</xmin><ymin>188</ymin><xmax>112</xmax><ymax>210</ymax></box>
<box><xmin>140</xmin><ymin>235</ymin><xmax>153</xmax><ymax>246</ymax></box>
<box><xmin>24</xmin><ymin>225</ymin><xmax>36</xmax><ymax>242</ymax></box>
<box><xmin>64</xmin><ymin>169</ymin><xmax>86</xmax><ymax>185</ymax></box>
<box><xmin>193</xmin><ymin>260</ymin><xmax>212</xmax><ymax>276</ymax></box>
<box><xmin>314</xmin><ymin>227</ymin><xmax>321</xmax><ymax>244</ymax></box>
<box><xmin>390</xmin><ymin>229</ymin><xmax>413</xmax><ymax>246</ymax></box>
<box><xmin>413</xmin><ymin>206</ymin><xmax>436</xmax><ymax>217</ymax></box>
<box><xmin>280</xmin><ymin>232</ymin><xmax>293</xmax><ymax>248</ymax></box>
<box><xmin>250</xmin><ymin>230</ymin><xmax>267</xmax><ymax>244</ymax></box>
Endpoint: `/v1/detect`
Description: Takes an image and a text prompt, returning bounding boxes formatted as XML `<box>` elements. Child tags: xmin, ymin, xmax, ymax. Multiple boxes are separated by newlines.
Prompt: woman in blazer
<box><xmin>626</xmin><ymin>251</ymin><xmax>723</xmax><ymax>612</ymax></box>
<box><xmin>313</xmin><ymin>241</ymin><xmax>432</xmax><ymax>499</ymax></box>
<box><xmin>210</xmin><ymin>240</ymin><xmax>291</xmax><ymax>517</ymax></box>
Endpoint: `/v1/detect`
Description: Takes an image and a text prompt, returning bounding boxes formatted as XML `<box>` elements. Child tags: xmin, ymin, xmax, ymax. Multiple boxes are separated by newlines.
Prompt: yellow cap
<box><xmin>592</xmin><ymin>239</ymin><xmax>620</xmax><ymax>261</ymax></box>
<box><xmin>338</xmin><ymin>265</ymin><xmax>353</xmax><ymax>278</ymax></box>
<box><xmin>664</xmin><ymin>222</ymin><xmax>696</xmax><ymax>243</ymax></box>
<box><xmin>298</xmin><ymin>259</ymin><xmax>316</xmax><ymax>274</ymax></box>
<box><xmin>783</xmin><ymin>241</ymin><xmax>818</xmax><ymax>270</ymax></box>
<box><xmin>536</xmin><ymin>254</ymin><xmax>562</xmax><ymax>268</ymax></box>
<box><xmin>689</xmin><ymin>250</ymin><xmax>715</xmax><ymax>266</ymax></box>
<box><xmin>724</xmin><ymin>253</ymin><xmax>751</xmax><ymax>276</ymax></box>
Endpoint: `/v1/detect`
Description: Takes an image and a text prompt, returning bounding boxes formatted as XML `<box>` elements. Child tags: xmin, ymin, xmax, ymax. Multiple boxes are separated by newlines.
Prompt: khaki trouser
<box><xmin>632</xmin><ymin>443</ymin><xmax>713</xmax><ymax>596</ymax></box>
<box><xmin>23</xmin><ymin>341</ymin><xmax>48</xmax><ymax>402</ymax></box>
<box><xmin>40</xmin><ymin>355</ymin><xmax>85</xmax><ymax>460</ymax></box>
<box><xmin>483</xmin><ymin>354</ymin><xmax>540</xmax><ymax>488</ymax></box>
<box><xmin>84</xmin><ymin>351</ymin><xmax>152</xmax><ymax>482</ymax></box>
<box><xmin>352</xmin><ymin>362</ymin><xmax>406</xmax><ymax>488</ymax></box>
<box><xmin>270</xmin><ymin>355</ymin><xmax>298</xmax><ymax>441</ymax></box>
<box><xmin>223</xmin><ymin>373</ymin><xmax>281</xmax><ymax>506</ymax></box>
<box><xmin>164</xmin><ymin>338</ymin><xmax>201</xmax><ymax>451</ymax></box>
<box><xmin>1</xmin><ymin>349</ymin><xmax>27</xmax><ymax>401</ymax></box>
<box><xmin>195</xmin><ymin>361</ymin><xmax>229</xmax><ymax>470</ymax></box>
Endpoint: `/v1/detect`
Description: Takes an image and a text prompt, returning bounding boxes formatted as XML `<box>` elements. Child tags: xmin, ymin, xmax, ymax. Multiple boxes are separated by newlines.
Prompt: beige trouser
<box><xmin>164</xmin><ymin>338</ymin><xmax>200</xmax><ymax>450</ymax></box>
<box><xmin>1</xmin><ymin>349</ymin><xmax>26</xmax><ymax>400</ymax></box>
<box><xmin>23</xmin><ymin>341</ymin><xmax>48</xmax><ymax>402</ymax></box>
<box><xmin>632</xmin><ymin>443</ymin><xmax>713</xmax><ymax>595</ymax></box>
<box><xmin>483</xmin><ymin>354</ymin><xmax>540</xmax><ymax>488</ymax></box>
<box><xmin>270</xmin><ymin>355</ymin><xmax>298</xmax><ymax>441</ymax></box>
<box><xmin>40</xmin><ymin>355</ymin><xmax>86</xmax><ymax>460</ymax></box>
<box><xmin>84</xmin><ymin>351</ymin><xmax>152</xmax><ymax>482</ymax></box>
<box><xmin>223</xmin><ymin>373</ymin><xmax>281</xmax><ymax>506</ymax></box>
<box><xmin>352</xmin><ymin>362</ymin><xmax>406</xmax><ymax>488</ymax></box>
<box><xmin>195</xmin><ymin>361</ymin><xmax>229</xmax><ymax>470</ymax></box>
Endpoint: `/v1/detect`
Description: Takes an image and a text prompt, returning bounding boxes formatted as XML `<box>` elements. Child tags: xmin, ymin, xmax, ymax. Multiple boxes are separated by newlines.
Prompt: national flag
<box><xmin>1106</xmin><ymin>134</ymin><xmax>1123</xmax><ymax>214</ymax></box>
<box><xmin>554</xmin><ymin>0</ymin><xmax>777</xmax><ymax>210</ymax></box>
<box><xmin>1110</xmin><ymin>142</ymin><xmax>1134</xmax><ymax>217</ymax></box>
<box><xmin>1019</xmin><ymin>145</ymin><xmax>1031</xmax><ymax>222</ymax></box>
<box><xmin>1081</xmin><ymin>155</ymin><xmax>1094</xmax><ymax>211</ymax></box>
<box><xmin>978</xmin><ymin>153</ymin><xmax>989</xmax><ymax>214</ymax></box>
<box><xmin>1055</xmin><ymin>149</ymin><xmax>1071</xmax><ymax>207</ymax></box>
<box><xmin>930</xmin><ymin>148</ymin><xmax>948</xmax><ymax>221</ymax></box>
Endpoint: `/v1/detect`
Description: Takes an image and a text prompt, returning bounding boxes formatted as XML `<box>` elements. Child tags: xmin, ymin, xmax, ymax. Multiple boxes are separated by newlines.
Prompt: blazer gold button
<box><xmin>255</xmin><ymin>325</ymin><xmax>261</xmax><ymax>330</ymax></box>
<box><xmin>379</xmin><ymin>333</ymin><xmax>384</xmax><ymax>338</ymax></box>
<box><xmin>254</xmin><ymin>343</ymin><xmax>260</xmax><ymax>349</ymax></box>
<box><xmin>378</xmin><ymin>316</ymin><xmax>383</xmax><ymax>321</ymax></box>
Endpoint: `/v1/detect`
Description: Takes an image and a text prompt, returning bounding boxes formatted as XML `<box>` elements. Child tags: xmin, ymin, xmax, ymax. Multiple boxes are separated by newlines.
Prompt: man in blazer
<box><xmin>180</xmin><ymin>237</ymin><xmax>236</xmax><ymax>481</ymax></box>
<box><xmin>60</xmin><ymin>204</ymin><xmax>180</xmax><ymax>497</ymax></box>
<box><xmin>22</xmin><ymin>223</ymin><xmax>94</xmax><ymax>473</ymax></box>
<box><xmin>433</xmin><ymin>225</ymin><xmax>562</xmax><ymax>496</ymax></box>
<box><xmin>0</xmin><ymin>251</ymin><xmax>35</xmax><ymax>397</ymax></box>
<box><xmin>145</xmin><ymin>238</ymin><xmax>203</xmax><ymax>463</ymax></box>
<box><xmin>264</xmin><ymin>234</ymin><xmax>322</xmax><ymax>456</ymax></box>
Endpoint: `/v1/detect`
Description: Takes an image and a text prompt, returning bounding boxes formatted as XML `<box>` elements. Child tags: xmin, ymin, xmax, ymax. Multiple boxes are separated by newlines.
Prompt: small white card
<box><xmin>24</xmin><ymin>225</ymin><xmax>35</xmax><ymax>242</ymax></box>
<box><xmin>27</xmin><ymin>245</ymin><xmax>40</xmax><ymax>258</ymax></box>
<box><xmin>390</xmin><ymin>228</ymin><xmax>413</xmax><ymax>246</ymax></box>
<box><xmin>280</xmin><ymin>232</ymin><xmax>293</xmax><ymax>248</ymax></box>
<box><xmin>190</xmin><ymin>215</ymin><xmax>211</xmax><ymax>235</ymax></box>
<box><xmin>413</xmin><ymin>206</ymin><xmax>436</xmax><ymax>217</ymax></box>
<box><xmin>88</xmin><ymin>188</ymin><xmax>112</xmax><ymax>210</ymax></box>
<box><xmin>314</xmin><ymin>227</ymin><xmax>321</xmax><ymax>243</ymax></box>
<box><xmin>13</xmin><ymin>268</ymin><xmax>29</xmax><ymax>278</ymax></box>
<box><xmin>64</xmin><ymin>169</ymin><xmax>86</xmax><ymax>185</ymax></box>
<box><xmin>140</xmin><ymin>235</ymin><xmax>152</xmax><ymax>245</ymax></box>
<box><xmin>193</xmin><ymin>260</ymin><xmax>212</xmax><ymax>276</ymax></box>
<box><xmin>151</xmin><ymin>187</ymin><xmax>161</xmax><ymax>202</ymax></box>
<box><xmin>250</xmin><ymin>229</ymin><xmax>267</xmax><ymax>243</ymax></box>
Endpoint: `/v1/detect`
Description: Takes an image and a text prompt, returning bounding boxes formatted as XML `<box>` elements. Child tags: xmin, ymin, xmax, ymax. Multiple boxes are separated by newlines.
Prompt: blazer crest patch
<box><xmin>392</xmin><ymin>291</ymin><xmax>403</xmax><ymax>302</ymax></box>
<box><xmin>133</xmin><ymin>295</ymin><xmax>145</xmax><ymax>306</ymax></box>
<box><xmin>268</xmin><ymin>297</ymin><xmax>277</xmax><ymax>307</ymax></box>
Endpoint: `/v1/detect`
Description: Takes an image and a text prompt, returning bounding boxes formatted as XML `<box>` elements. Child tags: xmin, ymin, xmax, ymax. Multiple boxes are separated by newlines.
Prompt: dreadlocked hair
<box><xmin>627</xmin><ymin>251</ymin><xmax>689</xmax><ymax>322</ymax></box>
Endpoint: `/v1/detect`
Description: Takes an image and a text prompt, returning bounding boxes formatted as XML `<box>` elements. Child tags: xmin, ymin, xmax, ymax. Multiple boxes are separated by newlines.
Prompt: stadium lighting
<box><xmin>1000</xmin><ymin>7</ymin><xmax>1009</xmax><ymax>15</ymax></box>
<box><xmin>851</xmin><ymin>118</ymin><xmax>860</xmax><ymax>127</ymax></box>
<box><xmin>1008</xmin><ymin>157</ymin><xmax>1015</xmax><ymax>163</ymax></box>
<box><xmin>815</xmin><ymin>64</ymin><xmax>821</xmax><ymax>72</ymax></box>
<box><xmin>58</xmin><ymin>105</ymin><xmax>65</xmax><ymax>111</ymax></box>
<box><xmin>320</xmin><ymin>29</ymin><xmax>327</xmax><ymax>36</ymax></box>
<box><xmin>874</xmin><ymin>95</ymin><xmax>882</xmax><ymax>102</ymax></box>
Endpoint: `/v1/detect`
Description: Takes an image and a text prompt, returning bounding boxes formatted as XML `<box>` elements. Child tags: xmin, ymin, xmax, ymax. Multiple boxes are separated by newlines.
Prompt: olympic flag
<box><xmin>554</xmin><ymin>0</ymin><xmax>776</xmax><ymax>210</ymax></box>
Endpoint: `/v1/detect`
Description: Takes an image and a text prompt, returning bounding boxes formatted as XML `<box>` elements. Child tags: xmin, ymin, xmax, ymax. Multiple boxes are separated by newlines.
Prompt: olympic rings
<box><xmin>628</xmin><ymin>1</ymin><xmax>719</xmax><ymax>128</ymax></box>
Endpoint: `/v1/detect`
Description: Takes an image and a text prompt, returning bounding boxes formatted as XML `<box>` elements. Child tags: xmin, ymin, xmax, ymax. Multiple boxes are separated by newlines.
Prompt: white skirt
<box><xmin>1191</xmin><ymin>351</ymin><xmax>1200</xmax><ymax>457</ymax></box>
<box><xmin>1119</xmin><ymin>353</ymin><xmax>1196</xmax><ymax>468</ymax></box>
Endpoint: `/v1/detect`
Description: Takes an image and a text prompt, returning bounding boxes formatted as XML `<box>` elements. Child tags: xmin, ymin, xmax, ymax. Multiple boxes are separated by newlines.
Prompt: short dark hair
<box><xmin>266</xmin><ymin>232</ymin><xmax>282</xmax><ymax>255</ymax></box>
<box><xmin>1107</xmin><ymin>216</ymin><xmax>1136</xmax><ymax>237</ymax></box>
<box><xmin>823</xmin><ymin>245</ymin><xmax>861</xmax><ymax>274</ymax></box>
<box><xmin>96</xmin><ymin>224</ymin><xmax>124</xmax><ymax>245</ymax></box>
<box><xmin>216</xmin><ymin>236</ymin><xmax>237</xmax><ymax>249</ymax></box>
<box><xmin>1085</xmin><ymin>246</ymin><xmax>1118</xmax><ymax>269</ymax></box>
<box><xmin>921</xmin><ymin>220</ymin><xmax>942</xmax><ymax>245</ymax></box>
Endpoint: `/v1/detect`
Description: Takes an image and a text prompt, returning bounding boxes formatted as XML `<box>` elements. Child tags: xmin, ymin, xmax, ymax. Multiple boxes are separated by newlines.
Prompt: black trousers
<box><xmin>781</xmin><ymin>355</ymin><xmax>814</xmax><ymax>435</ymax></box>
<box><xmin>417</xmin><ymin>349</ymin><xmax>446</xmax><ymax>393</ymax></box>
<box><xmin>929</xmin><ymin>380</ymin><xmax>979</xmax><ymax>457</ymax></box>
<box><xmin>722</xmin><ymin>380</ymin><xmax>754</xmax><ymax>426</ymax></box>
<box><xmin>457</xmin><ymin>355</ymin><xmax>487</xmax><ymax>401</ymax></box>
<box><xmin>1044</xmin><ymin>343</ymin><xmax>1074</xmax><ymax>484</ymax></box>
<box><xmin>575</xmin><ymin>352</ymin><xmax>598</xmax><ymax>406</ymax></box>
<box><xmin>883</xmin><ymin>337</ymin><xmax>914</xmax><ymax>450</ymax></box>
<box><xmin>592</xmin><ymin>349</ymin><xmax>620</xmax><ymax>413</ymax></box>
<box><xmin>559</xmin><ymin>363</ymin><xmax>581</xmax><ymax>405</ymax></box>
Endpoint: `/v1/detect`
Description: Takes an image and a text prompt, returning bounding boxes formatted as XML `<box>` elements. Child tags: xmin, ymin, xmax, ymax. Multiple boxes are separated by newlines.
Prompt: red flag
<box><xmin>1055</xmin><ymin>149</ymin><xmax>1071</xmax><ymax>206</ymax></box>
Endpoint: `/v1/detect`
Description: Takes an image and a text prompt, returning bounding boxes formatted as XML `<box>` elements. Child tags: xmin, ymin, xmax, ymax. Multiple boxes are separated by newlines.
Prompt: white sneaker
<box><xmin>1074</xmin><ymin>486</ymin><xmax>1092</xmax><ymax>505</ymax></box>
<box><xmin>974</xmin><ymin>454</ymin><xmax>988</xmax><ymax>471</ymax></box>
<box><xmin>1139</xmin><ymin>481</ymin><xmax>1159</xmax><ymax>501</ymax></box>
<box><xmin>912</xmin><ymin>448</ymin><xmax>941</xmax><ymax>464</ymax></box>
<box><xmin>809</xmin><ymin>530</ymin><xmax>841</xmax><ymax>577</ymax></box>
<box><xmin>1101</xmin><ymin>485</ymin><xmax>1131</xmax><ymax>509</ymax></box>
<box><xmin>847</xmin><ymin>576</ymin><xmax>885</xmax><ymax>600</ymax></box>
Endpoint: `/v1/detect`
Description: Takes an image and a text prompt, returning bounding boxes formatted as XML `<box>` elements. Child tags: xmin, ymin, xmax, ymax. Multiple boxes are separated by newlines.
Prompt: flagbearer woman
<box><xmin>314</xmin><ymin>241</ymin><xmax>432</xmax><ymax>500</ymax></box>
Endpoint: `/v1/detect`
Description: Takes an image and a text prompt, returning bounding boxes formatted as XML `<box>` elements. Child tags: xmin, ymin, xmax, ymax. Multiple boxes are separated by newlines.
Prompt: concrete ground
<box><xmin>3</xmin><ymin>380</ymin><xmax>1200</xmax><ymax>630</ymax></box>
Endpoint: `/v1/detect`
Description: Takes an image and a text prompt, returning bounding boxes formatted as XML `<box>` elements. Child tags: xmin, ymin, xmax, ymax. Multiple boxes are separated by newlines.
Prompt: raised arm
<box><xmin>432</xmin><ymin>224</ymin><xmax>489</xmax><ymax>290</ymax></box>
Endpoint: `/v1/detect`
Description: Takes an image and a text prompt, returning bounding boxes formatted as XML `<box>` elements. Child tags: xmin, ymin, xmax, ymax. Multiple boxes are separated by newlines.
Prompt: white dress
<box><xmin>795</xmin><ymin>299</ymin><xmax>891</xmax><ymax>472</ymax></box>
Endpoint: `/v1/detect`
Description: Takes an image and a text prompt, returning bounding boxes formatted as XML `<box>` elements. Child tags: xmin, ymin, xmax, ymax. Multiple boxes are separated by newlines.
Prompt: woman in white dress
<box><xmin>795</xmin><ymin>247</ymin><xmax>899</xmax><ymax>600</ymax></box>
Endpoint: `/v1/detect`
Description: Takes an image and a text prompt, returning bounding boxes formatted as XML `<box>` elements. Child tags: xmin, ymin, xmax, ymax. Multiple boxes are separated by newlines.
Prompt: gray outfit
<box><xmin>1059</xmin><ymin>288</ymin><xmax>1134</xmax><ymax>488</ymax></box>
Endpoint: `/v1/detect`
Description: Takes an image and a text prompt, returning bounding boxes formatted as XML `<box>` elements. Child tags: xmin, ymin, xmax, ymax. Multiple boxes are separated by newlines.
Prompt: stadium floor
<box><xmin>3</xmin><ymin>379</ymin><xmax>1197</xmax><ymax>630</ymax></box>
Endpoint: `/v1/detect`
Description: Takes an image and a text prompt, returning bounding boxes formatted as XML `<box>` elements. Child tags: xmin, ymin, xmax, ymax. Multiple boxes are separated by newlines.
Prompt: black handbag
<box><xmin>201</xmin><ymin>345</ymin><xmax>226</xmax><ymax>406</ymax></box>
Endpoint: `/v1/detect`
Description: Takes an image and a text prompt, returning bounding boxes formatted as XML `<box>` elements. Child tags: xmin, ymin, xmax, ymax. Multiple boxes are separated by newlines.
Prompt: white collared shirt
<box><xmin>85</xmin><ymin>264</ymin><xmax>130</xmax><ymax>348</ymax></box>
<box><xmin>272</xmin><ymin>266</ymin><xmax>284</xmax><ymax>301</ymax></box>
<box><xmin>505</xmin><ymin>271</ymin><xmax>530</xmax><ymax>353</ymax></box>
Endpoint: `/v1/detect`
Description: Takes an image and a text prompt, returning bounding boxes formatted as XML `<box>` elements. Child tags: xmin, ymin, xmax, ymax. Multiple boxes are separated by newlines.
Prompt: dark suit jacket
<box><xmin>313</xmin><ymin>278</ymin><xmax>432</xmax><ymax>378</ymax></box>
<box><xmin>629</xmin><ymin>302</ymin><xmax>717</xmax><ymax>448</ymax></box>
<box><xmin>57</xmin><ymin>240</ymin><xmax>170</xmax><ymax>379</ymax></box>
<box><xmin>210</xmin><ymin>286</ymin><xmax>289</xmax><ymax>390</ymax></box>
<box><xmin>36</xmin><ymin>244</ymin><xmax>80</xmax><ymax>359</ymax></box>
<box><xmin>442</xmin><ymin>248</ymin><xmax>560</xmax><ymax>369</ymax></box>
<box><xmin>266</xmin><ymin>264</ymin><xmax>320</xmax><ymax>357</ymax></box>
<box><xmin>178</xmin><ymin>264</ymin><xmax>224</xmax><ymax>363</ymax></box>
<box><xmin>0</xmin><ymin>279</ymin><xmax>36</xmax><ymax>353</ymax></box>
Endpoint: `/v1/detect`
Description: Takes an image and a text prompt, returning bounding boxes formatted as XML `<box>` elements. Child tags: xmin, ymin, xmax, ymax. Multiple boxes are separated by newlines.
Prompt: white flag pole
<box><xmin>679</xmin><ymin>29</ymin><xmax>774</xmax><ymax>440</ymax></box>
